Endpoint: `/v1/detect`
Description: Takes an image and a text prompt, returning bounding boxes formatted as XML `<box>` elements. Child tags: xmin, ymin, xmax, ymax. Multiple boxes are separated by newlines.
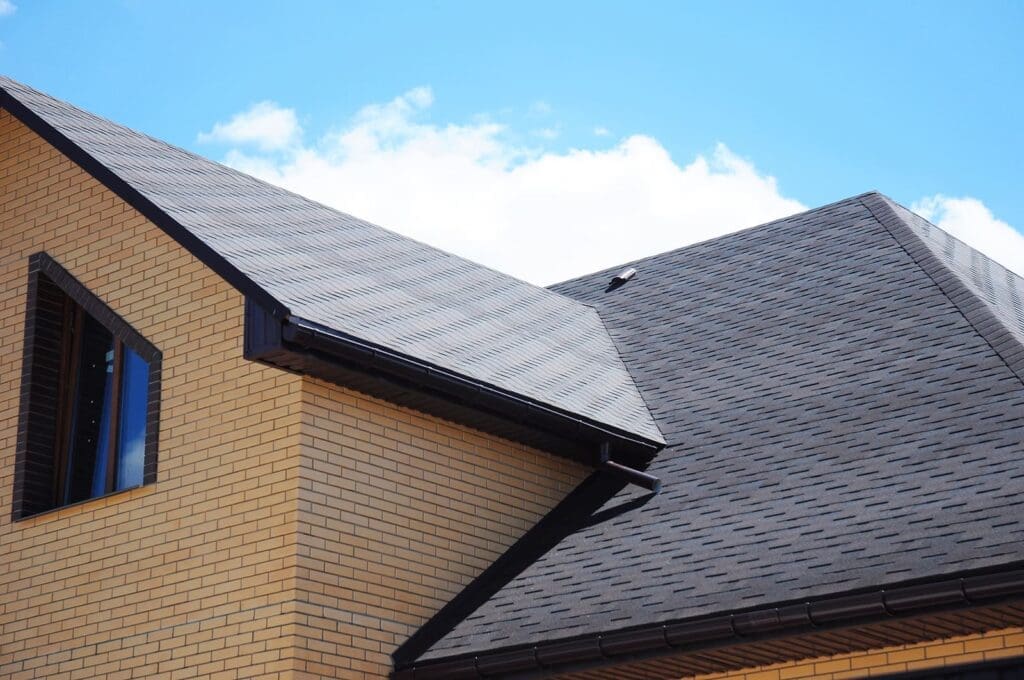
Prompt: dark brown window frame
<box><xmin>12</xmin><ymin>252</ymin><xmax>162</xmax><ymax>521</ymax></box>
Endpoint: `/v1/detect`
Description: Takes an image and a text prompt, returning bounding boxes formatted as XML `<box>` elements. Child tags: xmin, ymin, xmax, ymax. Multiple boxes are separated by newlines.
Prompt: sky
<box><xmin>1</xmin><ymin>1</ymin><xmax>1023</xmax><ymax>284</ymax></box>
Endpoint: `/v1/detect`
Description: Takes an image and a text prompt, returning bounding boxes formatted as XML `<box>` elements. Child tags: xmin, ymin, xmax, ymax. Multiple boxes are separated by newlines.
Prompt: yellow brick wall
<box><xmin>294</xmin><ymin>377</ymin><xmax>587</xmax><ymax>677</ymax></box>
<box><xmin>0</xmin><ymin>110</ymin><xmax>589</xmax><ymax>679</ymax></box>
<box><xmin>0</xmin><ymin>110</ymin><xmax>306</xmax><ymax>679</ymax></box>
<box><xmin>693</xmin><ymin>626</ymin><xmax>1024</xmax><ymax>680</ymax></box>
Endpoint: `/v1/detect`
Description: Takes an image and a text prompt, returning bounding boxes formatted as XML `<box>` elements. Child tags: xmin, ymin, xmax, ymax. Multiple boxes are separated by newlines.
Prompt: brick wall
<box><xmin>0</xmin><ymin>109</ymin><xmax>306</xmax><ymax>679</ymax></box>
<box><xmin>692</xmin><ymin>626</ymin><xmax>1024</xmax><ymax>680</ymax></box>
<box><xmin>0</xmin><ymin>110</ymin><xmax>588</xmax><ymax>678</ymax></box>
<box><xmin>294</xmin><ymin>377</ymin><xmax>587</xmax><ymax>677</ymax></box>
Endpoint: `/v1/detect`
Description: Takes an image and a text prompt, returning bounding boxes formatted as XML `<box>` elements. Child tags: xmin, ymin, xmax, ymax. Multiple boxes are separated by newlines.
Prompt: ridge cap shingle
<box><xmin>860</xmin><ymin>192</ymin><xmax>1024</xmax><ymax>386</ymax></box>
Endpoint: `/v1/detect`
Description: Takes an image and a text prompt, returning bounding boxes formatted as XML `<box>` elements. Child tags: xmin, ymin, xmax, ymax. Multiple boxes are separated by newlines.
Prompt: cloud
<box><xmin>0</xmin><ymin>0</ymin><xmax>15</xmax><ymax>17</ymax></box>
<box><xmin>912</xmin><ymin>195</ymin><xmax>1024</xmax><ymax>276</ymax></box>
<box><xmin>212</xmin><ymin>87</ymin><xmax>808</xmax><ymax>284</ymax></box>
<box><xmin>198</xmin><ymin>101</ymin><xmax>300</xmax><ymax>151</ymax></box>
<box><xmin>529</xmin><ymin>100</ymin><xmax>552</xmax><ymax>116</ymax></box>
<box><xmin>593</xmin><ymin>126</ymin><xmax>611</xmax><ymax>137</ymax></box>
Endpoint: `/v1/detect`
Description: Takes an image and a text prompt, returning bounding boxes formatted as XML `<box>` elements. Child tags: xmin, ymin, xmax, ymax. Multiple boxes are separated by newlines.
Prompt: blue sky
<box><xmin>2</xmin><ymin>1</ymin><xmax>1022</xmax><ymax>282</ymax></box>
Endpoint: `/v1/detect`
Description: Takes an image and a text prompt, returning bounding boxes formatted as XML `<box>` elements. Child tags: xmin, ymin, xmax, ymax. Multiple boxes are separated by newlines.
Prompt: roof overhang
<box><xmin>398</xmin><ymin>565</ymin><xmax>1024</xmax><ymax>679</ymax></box>
<box><xmin>244</xmin><ymin>299</ymin><xmax>664</xmax><ymax>466</ymax></box>
<box><xmin>1</xmin><ymin>76</ymin><xmax>666</xmax><ymax>466</ymax></box>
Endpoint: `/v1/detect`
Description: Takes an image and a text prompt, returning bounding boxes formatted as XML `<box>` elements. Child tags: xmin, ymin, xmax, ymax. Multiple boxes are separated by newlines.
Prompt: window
<box><xmin>12</xmin><ymin>253</ymin><xmax>161</xmax><ymax>520</ymax></box>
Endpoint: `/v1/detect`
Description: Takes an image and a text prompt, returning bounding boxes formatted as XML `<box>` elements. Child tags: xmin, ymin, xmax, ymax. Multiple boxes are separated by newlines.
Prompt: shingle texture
<box><xmin>0</xmin><ymin>76</ymin><xmax>662</xmax><ymax>444</ymax></box>
<box><xmin>420</xmin><ymin>193</ymin><xmax>1024</xmax><ymax>660</ymax></box>
<box><xmin>883</xmin><ymin>196</ymin><xmax>1024</xmax><ymax>358</ymax></box>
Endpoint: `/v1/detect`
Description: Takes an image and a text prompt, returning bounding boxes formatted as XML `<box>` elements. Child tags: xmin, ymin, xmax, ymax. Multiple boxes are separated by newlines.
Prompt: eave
<box><xmin>244</xmin><ymin>300</ymin><xmax>664</xmax><ymax>467</ymax></box>
<box><xmin>1</xmin><ymin>78</ymin><xmax>666</xmax><ymax>470</ymax></box>
<box><xmin>397</xmin><ymin>565</ymin><xmax>1024</xmax><ymax>679</ymax></box>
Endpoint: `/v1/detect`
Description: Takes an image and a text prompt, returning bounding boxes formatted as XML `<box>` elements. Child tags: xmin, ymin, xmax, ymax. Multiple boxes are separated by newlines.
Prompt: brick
<box><xmin>0</xmin><ymin>110</ymin><xmax>586</xmax><ymax>679</ymax></box>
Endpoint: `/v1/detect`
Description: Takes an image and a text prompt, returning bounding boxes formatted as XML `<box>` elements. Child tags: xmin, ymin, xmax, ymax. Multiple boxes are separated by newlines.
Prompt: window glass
<box><xmin>116</xmin><ymin>346</ymin><xmax>149</xmax><ymax>490</ymax></box>
<box><xmin>14</xmin><ymin>257</ymin><xmax>161</xmax><ymax>520</ymax></box>
<box><xmin>64</xmin><ymin>314</ymin><xmax>115</xmax><ymax>504</ymax></box>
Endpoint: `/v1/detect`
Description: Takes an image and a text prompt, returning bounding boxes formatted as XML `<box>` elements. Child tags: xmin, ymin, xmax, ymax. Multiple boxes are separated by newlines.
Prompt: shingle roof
<box><xmin>417</xmin><ymin>192</ymin><xmax>1024</xmax><ymax>663</ymax></box>
<box><xmin>0</xmin><ymin>75</ymin><xmax>663</xmax><ymax>447</ymax></box>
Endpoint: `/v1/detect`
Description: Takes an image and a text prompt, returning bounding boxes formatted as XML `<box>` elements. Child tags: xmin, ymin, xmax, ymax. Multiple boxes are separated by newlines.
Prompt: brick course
<box><xmin>294</xmin><ymin>377</ymin><xmax>586</xmax><ymax>677</ymax></box>
<box><xmin>0</xmin><ymin>108</ymin><xmax>305</xmax><ymax>679</ymax></box>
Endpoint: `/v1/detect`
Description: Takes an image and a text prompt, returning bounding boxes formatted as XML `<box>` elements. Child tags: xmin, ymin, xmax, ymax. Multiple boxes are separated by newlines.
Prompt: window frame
<box><xmin>12</xmin><ymin>252</ymin><xmax>162</xmax><ymax>520</ymax></box>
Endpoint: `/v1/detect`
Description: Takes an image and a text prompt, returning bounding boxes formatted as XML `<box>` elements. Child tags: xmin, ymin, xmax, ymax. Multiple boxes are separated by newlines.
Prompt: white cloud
<box><xmin>212</xmin><ymin>87</ymin><xmax>807</xmax><ymax>284</ymax></box>
<box><xmin>912</xmin><ymin>195</ymin><xmax>1024</xmax><ymax>276</ymax></box>
<box><xmin>593</xmin><ymin>126</ymin><xmax>611</xmax><ymax>137</ymax></box>
<box><xmin>199</xmin><ymin>101</ymin><xmax>301</xmax><ymax>151</ymax></box>
<box><xmin>529</xmin><ymin>100</ymin><xmax>552</xmax><ymax>116</ymax></box>
<box><xmin>0</xmin><ymin>0</ymin><xmax>15</xmax><ymax>16</ymax></box>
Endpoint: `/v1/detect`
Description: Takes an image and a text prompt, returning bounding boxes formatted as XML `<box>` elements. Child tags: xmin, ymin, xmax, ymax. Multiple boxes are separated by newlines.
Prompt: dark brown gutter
<box><xmin>283</xmin><ymin>315</ymin><xmax>663</xmax><ymax>455</ymax></box>
<box><xmin>246</xmin><ymin>305</ymin><xmax>665</xmax><ymax>464</ymax></box>
<box><xmin>393</xmin><ymin>566</ymin><xmax>1024</xmax><ymax>679</ymax></box>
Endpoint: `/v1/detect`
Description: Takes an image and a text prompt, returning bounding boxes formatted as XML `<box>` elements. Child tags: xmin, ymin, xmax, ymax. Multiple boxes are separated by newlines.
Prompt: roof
<box><xmin>0</xmin><ymin>75</ymin><xmax>663</xmax><ymax>449</ymax></box>
<box><xmin>410</xmin><ymin>192</ymin><xmax>1024</xmax><ymax>669</ymax></box>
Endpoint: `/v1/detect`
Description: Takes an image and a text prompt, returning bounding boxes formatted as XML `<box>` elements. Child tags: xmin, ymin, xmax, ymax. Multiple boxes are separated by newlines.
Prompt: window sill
<box><xmin>13</xmin><ymin>483</ymin><xmax>150</xmax><ymax>523</ymax></box>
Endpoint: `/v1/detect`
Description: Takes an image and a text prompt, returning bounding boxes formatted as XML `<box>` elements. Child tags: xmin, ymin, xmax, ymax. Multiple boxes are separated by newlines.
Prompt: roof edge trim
<box><xmin>861</xmin><ymin>193</ymin><xmax>1024</xmax><ymax>385</ymax></box>
<box><xmin>282</xmin><ymin>314</ymin><xmax>666</xmax><ymax>453</ymax></box>
<box><xmin>243</xmin><ymin>300</ymin><xmax>664</xmax><ymax>460</ymax></box>
<box><xmin>0</xmin><ymin>84</ymin><xmax>290</xmax><ymax>319</ymax></box>
<box><xmin>397</xmin><ymin>564</ymin><xmax>1024</xmax><ymax>679</ymax></box>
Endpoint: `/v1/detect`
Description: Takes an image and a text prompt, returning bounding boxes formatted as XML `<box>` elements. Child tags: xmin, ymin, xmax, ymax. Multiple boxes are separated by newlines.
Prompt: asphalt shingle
<box><xmin>420</xmin><ymin>193</ymin><xmax>1024</xmax><ymax>660</ymax></box>
<box><xmin>0</xmin><ymin>76</ymin><xmax>662</xmax><ymax>445</ymax></box>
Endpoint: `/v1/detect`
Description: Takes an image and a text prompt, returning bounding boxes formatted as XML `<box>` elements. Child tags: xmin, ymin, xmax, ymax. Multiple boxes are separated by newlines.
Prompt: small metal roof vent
<box><xmin>609</xmin><ymin>267</ymin><xmax>637</xmax><ymax>288</ymax></box>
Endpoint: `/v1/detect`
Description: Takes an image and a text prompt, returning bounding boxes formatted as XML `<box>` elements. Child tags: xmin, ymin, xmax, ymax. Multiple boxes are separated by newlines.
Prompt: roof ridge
<box><xmin>549</xmin><ymin>191</ymin><xmax>884</xmax><ymax>290</ymax></box>
<box><xmin>860</xmin><ymin>193</ymin><xmax>1024</xmax><ymax>386</ymax></box>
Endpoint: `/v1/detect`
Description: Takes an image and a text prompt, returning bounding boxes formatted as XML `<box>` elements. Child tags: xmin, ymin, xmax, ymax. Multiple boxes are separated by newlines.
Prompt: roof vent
<box><xmin>609</xmin><ymin>267</ymin><xmax>637</xmax><ymax>288</ymax></box>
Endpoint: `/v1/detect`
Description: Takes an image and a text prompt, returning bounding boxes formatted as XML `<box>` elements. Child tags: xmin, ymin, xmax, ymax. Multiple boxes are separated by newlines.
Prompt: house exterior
<box><xmin>0</xmin><ymin>75</ymin><xmax>1021</xmax><ymax>680</ymax></box>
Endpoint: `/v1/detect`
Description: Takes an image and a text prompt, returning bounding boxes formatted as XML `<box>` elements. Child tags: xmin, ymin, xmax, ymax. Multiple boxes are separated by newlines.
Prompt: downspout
<box><xmin>594</xmin><ymin>442</ymin><xmax>661</xmax><ymax>492</ymax></box>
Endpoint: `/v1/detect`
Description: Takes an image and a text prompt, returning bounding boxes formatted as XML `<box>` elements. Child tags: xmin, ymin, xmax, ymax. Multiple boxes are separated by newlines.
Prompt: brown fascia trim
<box><xmin>244</xmin><ymin>299</ymin><xmax>665</xmax><ymax>465</ymax></box>
<box><xmin>394</xmin><ymin>565</ymin><xmax>1024</xmax><ymax>679</ymax></box>
<box><xmin>0</xmin><ymin>86</ymin><xmax>290</xmax><ymax>320</ymax></box>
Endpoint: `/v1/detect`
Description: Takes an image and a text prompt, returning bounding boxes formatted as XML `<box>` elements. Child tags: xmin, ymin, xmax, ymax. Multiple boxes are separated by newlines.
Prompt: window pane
<box><xmin>116</xmin><ymin>346</ymin><xmax>149</xmax><ymax>490</ymax></box>
<box><xmin>64</xmin><ymin>315</ymin><xmax>115</xmax><ymax>504</ymax></box>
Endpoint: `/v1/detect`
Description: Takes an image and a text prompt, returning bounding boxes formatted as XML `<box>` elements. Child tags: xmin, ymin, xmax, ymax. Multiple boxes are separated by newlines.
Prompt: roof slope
<box><xmin>0</xmin><ymin>76</ymin><xmax>662</xmax><ymax>445</ymax></box>
<box><xmin>880</xmin><ymin>196</ymin><xmax>1024</xmax><ymax>366</ymax></box>
<box><xmin>418</xmin><ymin>193</ymin><xmax>1024</xmax><ymax>662</ymax></box>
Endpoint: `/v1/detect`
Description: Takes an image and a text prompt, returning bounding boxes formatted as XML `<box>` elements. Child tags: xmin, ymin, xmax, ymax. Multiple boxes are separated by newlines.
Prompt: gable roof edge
<box><xmin>860</xmin><ymin>192</ymin><xmax>1024</xmax><ymax>386</ymax></box>
<box><xmin>0</xmin><ymin>85</ymin><xmax>290</xmax><ymax>319</ymax></box>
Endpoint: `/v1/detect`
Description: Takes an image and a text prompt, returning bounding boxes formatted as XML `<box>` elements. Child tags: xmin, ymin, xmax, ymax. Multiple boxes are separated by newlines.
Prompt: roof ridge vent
<box><xmin>607</xmin><ymin>267</ymin><xmax>637</xmax><ymax>291</ymax></box>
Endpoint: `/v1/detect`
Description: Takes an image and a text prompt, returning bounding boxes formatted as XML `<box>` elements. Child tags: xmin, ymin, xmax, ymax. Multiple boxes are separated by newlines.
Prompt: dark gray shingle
<box><xmin>420</xmin><ymin>193</ymin><xmax>1024</xmax><ymax>660</ymax></box>
<box><xmin>0</xmin><ymin>75</ymin><xmax>663</xmax><ymax>445</ymax></box>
